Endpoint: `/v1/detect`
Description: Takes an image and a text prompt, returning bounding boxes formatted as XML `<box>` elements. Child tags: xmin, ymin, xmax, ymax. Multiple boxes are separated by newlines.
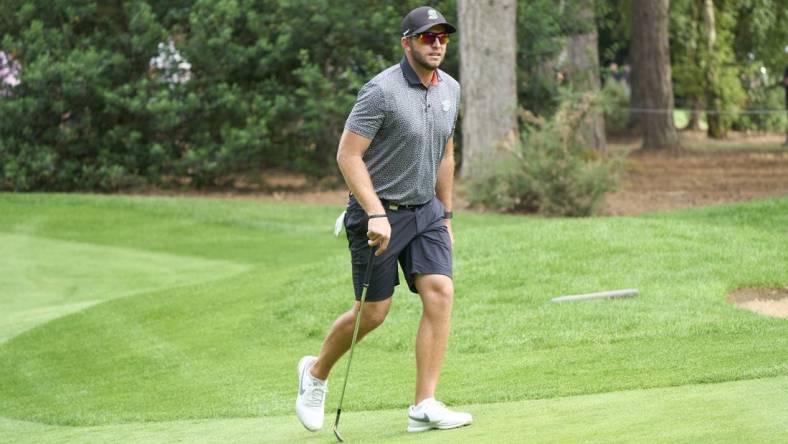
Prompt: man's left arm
<box><xmin>436</xmin><ymin>137</ymin><xmax>454</xmax><ymax>244</ymax></box>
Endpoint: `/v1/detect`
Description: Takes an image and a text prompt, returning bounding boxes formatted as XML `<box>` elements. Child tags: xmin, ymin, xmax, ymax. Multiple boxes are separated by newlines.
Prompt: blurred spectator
<box><xmin>620</xmin><ymin>64</ymin><xmax>631</xmax><ymax>86</ymax></box>
<box><xmin>605</xmin><ymin>62</ymin><xmax>630</xmax><ymax>92</ymax></box>
<box><xmin>609</xmin><ymin>62</ymin><xmax>621</xmax><ymax>82</ymax></box>
<box><xmin>555</xmin><ymin>70</ymin><xmax>566</xmax><ymax>85</ymax></box>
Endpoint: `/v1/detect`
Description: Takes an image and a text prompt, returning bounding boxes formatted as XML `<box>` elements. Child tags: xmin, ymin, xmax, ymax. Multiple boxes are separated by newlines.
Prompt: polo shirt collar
<box><xmin>400</xmin><ymin>56</ymin><xmax>442</xmax><ymax>87</ymax></box>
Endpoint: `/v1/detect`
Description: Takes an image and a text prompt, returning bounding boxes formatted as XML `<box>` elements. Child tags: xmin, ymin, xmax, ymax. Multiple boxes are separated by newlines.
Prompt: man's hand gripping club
<box><xmin>367</xmin><ymin>215</ymin><xmax>391</xmax><ymax>256</ymax></box>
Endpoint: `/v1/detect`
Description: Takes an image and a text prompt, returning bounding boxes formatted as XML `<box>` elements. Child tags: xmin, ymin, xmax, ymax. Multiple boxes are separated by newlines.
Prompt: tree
<box><xmin>564</xmin><ymin>0</ymin><xmax>606</xmax><ymax>150</ymax></box>
<box><xmin>670</xmin><ymin>0</ymin><xmax>705</xmax><ymax>130</ymax></box>
<box><xmin>727</xmin><ymin>0</ymin><xmax>788</xmax><ymax>134</ymax></box>
<box><xmin>698</xmin><ymin>0</ymin><xmax>746</xmax><ymax>138</ymax></box>
<box><xmin>700</xmin><ymin>0</ymin><xmax>723</xmax><ymax>137</ymax></box>
<box><xmin>630</xmin><ymin>0</ymin><xmax>679</xmax><ymax>149</ymax></box>
<box><xmin>458</xmin><ymin>0</ymin><xmax>518</xmax><ymax>180</ymax></box>
<box><xmin>516</xmin><ymin>0</ymin><xmax>584</xmax><ymax>117</ymax></box>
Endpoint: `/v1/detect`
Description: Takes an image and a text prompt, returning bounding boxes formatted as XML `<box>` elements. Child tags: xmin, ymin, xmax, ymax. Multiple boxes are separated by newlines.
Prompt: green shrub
<box><xmin>468</xmin><ymin>94</ymin><xmax>623</xmax><ymax>217</ymax></box>
<box><xmin>0</xmin><ymin>0</ymin><xmax>458</xmax><ymax>191</ymax></box>
<box><xmin>601</xmin><ymin>77</ymin><xmax>630</xmax><ymax>136</ymax></box>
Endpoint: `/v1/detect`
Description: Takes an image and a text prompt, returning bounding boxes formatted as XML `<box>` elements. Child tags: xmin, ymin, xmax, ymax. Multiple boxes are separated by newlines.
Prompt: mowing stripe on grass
<box><xmin>0</xmin><ymin>232</ymin><xmax>248</xmax><ymax>342</ymax></box>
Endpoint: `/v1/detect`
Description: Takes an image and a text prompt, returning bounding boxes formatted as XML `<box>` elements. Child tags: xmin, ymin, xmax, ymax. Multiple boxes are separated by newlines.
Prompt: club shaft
<box><xmin>335</xmin><ymin>283</ymin><xmax>368</xmax><ymax>410</ymax></box>
<box><xmin>335</xmin><ymin>247</ymin><xmax>375</xmax><ymax>424</ymax></box>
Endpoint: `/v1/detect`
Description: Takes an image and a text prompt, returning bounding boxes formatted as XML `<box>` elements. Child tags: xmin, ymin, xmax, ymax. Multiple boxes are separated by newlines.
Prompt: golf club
<box><xmin>333</xmin><ymin>246</ymin><xmax>376</xmax><ymax>442</ymax></box>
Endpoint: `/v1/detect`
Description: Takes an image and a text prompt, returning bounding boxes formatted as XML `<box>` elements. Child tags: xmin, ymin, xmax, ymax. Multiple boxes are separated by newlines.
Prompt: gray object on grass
<box><xmin>551</xmin><ymin>289</ymin><xmax>639</xmax><ymax>303</ymax></box>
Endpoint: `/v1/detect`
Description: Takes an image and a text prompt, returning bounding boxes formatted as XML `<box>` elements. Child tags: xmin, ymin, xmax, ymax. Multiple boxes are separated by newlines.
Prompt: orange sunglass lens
<box><xmin>417</xmin><ymin>33</ymin><xmax>449</xmax><ymax>44</ymax></box>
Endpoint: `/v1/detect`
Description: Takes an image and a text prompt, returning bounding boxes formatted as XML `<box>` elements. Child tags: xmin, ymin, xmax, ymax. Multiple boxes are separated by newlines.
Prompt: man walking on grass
<box><xmin>295</xmin><ymin>6</ymin><xmax>471</xmax><ymax>434</ymax></box>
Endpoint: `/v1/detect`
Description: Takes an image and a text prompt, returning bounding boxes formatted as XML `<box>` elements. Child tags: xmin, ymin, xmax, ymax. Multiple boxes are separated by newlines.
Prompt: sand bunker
<box><xmin>727</xmin><ymin>288</ymin><xmax>788</xmax><ymax>319</ymax></box>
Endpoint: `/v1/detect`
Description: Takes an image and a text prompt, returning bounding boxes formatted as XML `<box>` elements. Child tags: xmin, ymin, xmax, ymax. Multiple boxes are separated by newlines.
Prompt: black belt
<box><xmin>381</xmin><ymin>199</ymin><xmax>427</xmax><ymax>211</ymax></box>
<box><xmin>349</xmin><ymin>193</ymin><xmax>428</xmax><ymax>211</ymax></box>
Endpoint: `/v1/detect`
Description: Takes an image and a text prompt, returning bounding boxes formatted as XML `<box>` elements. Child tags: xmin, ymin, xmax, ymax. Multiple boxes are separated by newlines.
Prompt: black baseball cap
<box><xmin>401</xmin><ymin>6</ymin><xmax>456</xmax><ymax>37</ymax></box>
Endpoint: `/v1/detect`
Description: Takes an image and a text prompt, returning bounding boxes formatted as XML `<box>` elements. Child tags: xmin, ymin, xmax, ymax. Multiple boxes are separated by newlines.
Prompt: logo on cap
<box><xmin>428</xmin><ymin>9</ymin><xmax>439</xmax><ymax>20</ymax></box>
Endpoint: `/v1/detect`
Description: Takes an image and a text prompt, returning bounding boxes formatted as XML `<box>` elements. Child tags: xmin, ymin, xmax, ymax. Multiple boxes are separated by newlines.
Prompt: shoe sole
<box><xmin>407</xmin><ymin>421</ymin><xmax>472</xmax><ymax>433</ymax></box>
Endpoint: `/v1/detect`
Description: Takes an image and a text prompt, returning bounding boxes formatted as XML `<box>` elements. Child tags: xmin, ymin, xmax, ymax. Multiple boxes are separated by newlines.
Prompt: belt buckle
<box><xmin>389</xmin><ymin>204</ymin><xmax>399</xmax><ymax>211</ymax></box>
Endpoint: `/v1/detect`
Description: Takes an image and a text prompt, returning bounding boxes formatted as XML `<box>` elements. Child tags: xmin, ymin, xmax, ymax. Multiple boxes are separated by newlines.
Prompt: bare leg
<box><xmin>311</xmin><ymin>297</ymin><xmax>392</xmax><ymax>380</ymax></box>
<box><xmin>413</xmin><ymin>274</ymin><xmax>454</xmax><ymax>404</ymax></box>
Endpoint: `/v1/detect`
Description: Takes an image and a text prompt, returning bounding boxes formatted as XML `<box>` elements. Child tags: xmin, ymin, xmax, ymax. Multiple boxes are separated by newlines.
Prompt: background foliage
<box><xmin>0</xmin><ymin>0</ymin><xmax>786</xmax><ymax>193</ymax></box>
<box><xmin>0</xmin><ymin>0</ymin><xmax>457</xmax><ymax>190</ymax></box>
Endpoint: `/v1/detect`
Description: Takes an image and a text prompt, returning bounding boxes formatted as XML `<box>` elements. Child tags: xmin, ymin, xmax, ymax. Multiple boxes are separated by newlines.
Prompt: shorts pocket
<box><xmin>344</xmin><ymin>207</ymin><xmax>367</xmax><ymax>234</ymax></box>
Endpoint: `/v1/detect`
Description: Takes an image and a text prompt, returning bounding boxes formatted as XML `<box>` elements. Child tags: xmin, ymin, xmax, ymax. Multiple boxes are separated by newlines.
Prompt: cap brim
<box><xmin>411</xmin><ymin>21</ymin><xmax>456</xmax><ymax>35</ymax></box>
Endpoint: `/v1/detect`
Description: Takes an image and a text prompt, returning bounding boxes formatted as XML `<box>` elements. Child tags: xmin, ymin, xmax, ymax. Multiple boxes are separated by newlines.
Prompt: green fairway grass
<box><xmin>3</xmin><ymin>376</ymin><xmax>786</xmax><ymax>443</ymax></box>
<box><xmin>0</xmin><ymin>193</ymin><xmax>786</xmax><ymax>442</ymax></box>
<box><xmin>0</xmin><ymin>232</ymin><xmax>247</xmax><ymax>343</ymax></box>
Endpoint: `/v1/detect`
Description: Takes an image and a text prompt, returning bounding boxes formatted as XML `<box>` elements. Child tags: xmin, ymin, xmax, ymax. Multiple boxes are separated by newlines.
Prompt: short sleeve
<box><xmin>345</xmin><ymin>82</ymin><xmax>386</xmax><ymax>140</ymax></box>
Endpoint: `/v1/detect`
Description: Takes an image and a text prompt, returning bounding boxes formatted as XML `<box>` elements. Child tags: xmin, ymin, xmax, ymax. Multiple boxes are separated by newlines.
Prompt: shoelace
<box><xmin>305</xmin><ymin>382</ymin><xmax>326</xmax><ymax>407</ymax></box>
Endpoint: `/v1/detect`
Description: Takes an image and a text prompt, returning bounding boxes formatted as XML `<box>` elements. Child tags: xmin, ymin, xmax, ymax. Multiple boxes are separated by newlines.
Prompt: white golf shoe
<box><xmin>295</xmin><ymin>356</ymin><xmax>327</xmax><ymax>431</ymax></box>
<box><xmin>407</xmin><ymin>398</ymin><xmax>473</xmax><ymax>432</ymax></box>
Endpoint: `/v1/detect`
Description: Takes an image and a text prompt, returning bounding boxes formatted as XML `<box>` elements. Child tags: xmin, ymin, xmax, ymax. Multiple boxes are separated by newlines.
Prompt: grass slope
<box><xmin>0</xmin><ymin>232</ymin><xmax>247</xmax><ymax>342</ymax></box>
<box><xmin>0</xmin><ymin>193</ymin><xmax>786</xmax><ymax>441</ymax></box>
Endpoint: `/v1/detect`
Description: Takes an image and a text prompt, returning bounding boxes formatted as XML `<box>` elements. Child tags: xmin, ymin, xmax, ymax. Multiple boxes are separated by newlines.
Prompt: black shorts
<box><xmin>344</xmin><ymin>195</ymin><xmax>452</xmax><ymax>302</ymax></box>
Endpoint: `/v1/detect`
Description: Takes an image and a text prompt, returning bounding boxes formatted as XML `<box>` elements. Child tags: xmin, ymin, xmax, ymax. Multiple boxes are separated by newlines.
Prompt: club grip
<box><xmin>362</xmin><ymin>247</ymin><xmax>375</xmax><ymax>287</ymax></box>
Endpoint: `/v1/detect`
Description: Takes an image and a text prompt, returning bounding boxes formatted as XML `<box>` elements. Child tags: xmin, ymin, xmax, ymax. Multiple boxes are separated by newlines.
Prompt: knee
<box><xmin>423</xmin><ymin>284</ymin><xmax>454</xmax><ymax>310</ymax></box>
<box><xmin>359</xmin><ymin>300</ymin><xmax>391</xmax><ymax>330</ymax></box>
<box><xmin>362</xmin><ymin>310</ymin><xmax>387</xmax><ymax>329</ymax></box>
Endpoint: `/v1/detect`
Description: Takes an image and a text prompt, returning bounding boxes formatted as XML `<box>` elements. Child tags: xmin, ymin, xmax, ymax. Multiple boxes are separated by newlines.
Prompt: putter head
<box><xmin>333</xmin><ymin>409</ymin><xmax>344</xmax><ymax>442</ymax></box>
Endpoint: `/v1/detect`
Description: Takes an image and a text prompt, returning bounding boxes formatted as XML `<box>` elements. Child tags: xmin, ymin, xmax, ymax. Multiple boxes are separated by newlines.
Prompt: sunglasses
<box><xmin>412</xmin><ymin>32</ymin><xmax>450</xmax><ymax>45</ymax></box>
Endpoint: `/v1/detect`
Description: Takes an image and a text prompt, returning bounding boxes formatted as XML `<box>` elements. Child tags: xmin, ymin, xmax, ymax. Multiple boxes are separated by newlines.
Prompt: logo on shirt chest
<box><xmin>441</xmin><ymin>99</ymin><xmax>451</xmax><ymax>112</ymax></box>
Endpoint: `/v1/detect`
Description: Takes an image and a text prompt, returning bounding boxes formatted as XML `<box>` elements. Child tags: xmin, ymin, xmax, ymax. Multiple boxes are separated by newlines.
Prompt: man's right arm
<box><xmin>336</xmin><ymin>129</ymin><xmax>391</xmax><ymax>255</ymax></box>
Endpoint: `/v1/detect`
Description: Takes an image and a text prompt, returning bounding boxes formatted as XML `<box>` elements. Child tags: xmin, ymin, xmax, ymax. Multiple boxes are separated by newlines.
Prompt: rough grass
<box><xmin>0</xmin><ymin>193</ymin><xmax>786</xmax><ymax>442</ymax></box>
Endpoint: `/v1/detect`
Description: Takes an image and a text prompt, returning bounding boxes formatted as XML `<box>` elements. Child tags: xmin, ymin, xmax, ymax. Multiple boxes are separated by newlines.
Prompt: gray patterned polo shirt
<box><xmin>344</xmin><ymin>57</ymin><xmax>460</xmax><ymax>206</ymax></box>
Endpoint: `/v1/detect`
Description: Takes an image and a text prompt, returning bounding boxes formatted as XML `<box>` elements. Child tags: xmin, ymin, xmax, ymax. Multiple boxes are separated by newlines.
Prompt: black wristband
<box><xmin>443</xmin><ymin>211</ymin><xmax>453</xmax><ymax>219</ymax></box>
<box><xmin>368</xmin><ymin>213</ymin><xmax>387</xmax><ymax>219</ymax></box>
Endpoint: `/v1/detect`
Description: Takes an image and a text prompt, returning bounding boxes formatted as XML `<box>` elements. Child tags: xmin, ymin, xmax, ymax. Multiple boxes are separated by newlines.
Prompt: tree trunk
<box><xmin>701</xmin><ymin>0</ymin><xmax>725</xmax><ymax>138</ymax></box>
<box><xmin>565</xmin><ymin>0</ymin><xmax>606</xmax><ymax>150</ymax></box>
<box><xmin>630</xmin><ymin>0</ymin><xmax>679</xmax><ymax>150</ymax></box>
<box><xmin>685</xmin><ymin>1</ymin><xmax>703</xmax><ymax>131</ymax></box>
<box><xmin>459</xmin><ymin>0</ymin><xmax>518</xmax><ymax>180</ymax></box>
<box><xmin>687</xmin><ymin>100</ymin><xmax>703</xmax><ymax>130</ymax></box>
<box><xmin>627</xmin><ymin>6</ymin><xmax>643</xmax><ymax>137</ymax></box>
